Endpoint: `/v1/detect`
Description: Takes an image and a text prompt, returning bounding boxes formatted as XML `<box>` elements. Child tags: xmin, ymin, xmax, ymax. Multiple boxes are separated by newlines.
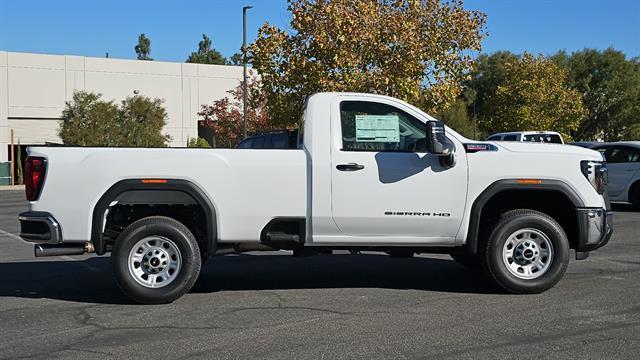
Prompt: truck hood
<box><xmin>493</xmin><ymin>142</ymin><xmax>603</xmax><ymax>160</ymax></box>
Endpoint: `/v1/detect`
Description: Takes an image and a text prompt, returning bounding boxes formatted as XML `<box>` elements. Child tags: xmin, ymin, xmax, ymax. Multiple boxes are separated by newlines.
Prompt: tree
<box><xmin>464</xmin><ymin>51</ymin><xmax>519</xmax><ymax>125</ymax></box>
<box><xmin>187</xmin><ymin>137</ymin><xmax>211</xmax><ymax>148</ymax></box>
<box><xmin>553</xmin><ymin>48</ymin><xmax>640</xmax><ymax>141</ymax></box>
<box><xmin>198</xmin><ymin>77</ymin><xmax>272</xmax><ymax>148</ymax></box>
<box><xmin>437</xmin><ymin>98</ymin><xmax>477</xmax><ymax>139</ymax></box>
<box><xmin>481</xmin><ymin>53</ymin><xmax>586</xmax><ymax>140</ymax></box>
<box><xmin>186</xmin><ymin>34</ymin><xmax>227</xmax><ymax>65</ymax></box>
<box><xmin>58</xmin><ymin>91</ymin><xmax>120</xmax><ymax>146</ymax></box>
<box><xmin>228</xmin><ymin>51</ymin><xmax>243</xmax><ymax>66</ymax></box>
<box><xmin>250</xmin><ymin>0</ymin><xmax>487</xmax><ymax>127</ymax></box>
<box><xmin>135</xmin><ymin>33</ymin><xmax>153</xmax><ymax>60</ymax></box>
<box><xmin>59</xmin><ymin>91</ymin><xmax>171</xmax><ymax>147</ymax></box>
<box><xmin>116</xmin><ymin>96</ymin><xmax>172</xmax><ymax>147</ymax></box>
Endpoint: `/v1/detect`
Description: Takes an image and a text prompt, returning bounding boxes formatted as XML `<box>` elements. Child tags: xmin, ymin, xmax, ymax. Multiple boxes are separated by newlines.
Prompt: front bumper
<box><xmin>575</xmin><ymin>208</ymin><xmax>613</xmax><ymax>252</ymax></box>
<box><xmin>18</xmin><ymin>211</ymin><xmax>62</xmax><ymax>244</ymax></box>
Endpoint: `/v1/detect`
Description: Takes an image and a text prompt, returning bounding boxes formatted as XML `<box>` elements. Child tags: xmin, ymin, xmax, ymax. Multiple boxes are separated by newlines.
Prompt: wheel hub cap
<box><xmin>502</xmin><ymin>228</ymin><xmax>553</xmax><ymax>280</ymax></box>
<box><xmin>128</xmin><ymin>236</ymin><xmax>182</xmax><ymax>288</ymax></box>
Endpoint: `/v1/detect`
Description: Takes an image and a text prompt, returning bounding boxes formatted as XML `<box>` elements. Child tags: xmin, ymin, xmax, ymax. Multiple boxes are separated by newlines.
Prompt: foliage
<box><xmin>480</xmin><ymin>53</ymin><xmax>586</xmax><ymax>140</ymax></box>
<box><xmin>58</xmin><ymin>91</ymin><xmax>171</xmax><ymax>147</ymax></box>
<box><xmin>116</xmin><ymin>96</ymin><xmax>172</xmax><ymax>147</ymax></box>
<box><xmin>59</xmin><ymin>92</ymin><xmax>119</xmax><ymax>146</ymax></box>
<box><xmin>552</xmin><ymin>48</ymin><xmax>640</xmax><ymax>141</ymax></box>
<box><xmin>135</xmin><ymin>33</ymin><xmax>153</xmax><ymax>60</ymax></box>
<box><xmin>198</xmin><ymin>78</ymin><xmax>273</xmax><ymax>148</ymax></box>
<box><xmin>464</xmin><ymin>51</ymin><xmax>519</xmax><ymax>124</ymax></box>
<box><xmin>187</xmin><ymin>137</ymin><xmax>211</xmax><ymax>148</ymax></box>
<box><xmin>186</xmin><ymin>34</ymin><xmax>227</xmax><ymax>65</ymax></box>
<box><xmin>436</xmin><ymin>98</ymin><xmax>477</xmax><ymax>139</ymax></box>
<box><xmin>249</xmin><ymin>0</ymin><xmax>487</xmax><ymax>127</ymax></box>
<box><xmin>228</xmin><ymin>51</ymin><xmax>243</xmax><ymax>66</ymax></box>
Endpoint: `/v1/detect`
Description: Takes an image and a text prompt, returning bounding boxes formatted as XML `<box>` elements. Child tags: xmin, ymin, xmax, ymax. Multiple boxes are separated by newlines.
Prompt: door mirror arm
<box><xmin>426</xmin><ymin>120</ymin><xmax>456</xmax><ymax>168</ymax></box>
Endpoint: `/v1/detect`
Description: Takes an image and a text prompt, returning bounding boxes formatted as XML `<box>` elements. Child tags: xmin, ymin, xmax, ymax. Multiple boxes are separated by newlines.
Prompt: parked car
<box><xmin>19</xmin><ymin>92</ymin><xmax>611</xmax><ymax>304</ymax></box>
<box><xmin>570</xmin><ymin>141</ymin><xmax>601</xmax><ymax>148</ymax></box>
<box><xmin>486</xmin><ymin>131</ymin><xmax>564</xmax><ymax>144</ymax></box>
<box><xmin>236</xmin><ymin>129</ymin><xmax>299</xmax><ymax>149</ymax></box>
<box><xmin>590</xmin><ymin>142</ymin><xmax>640</xmax><ymax>207</ymax></box>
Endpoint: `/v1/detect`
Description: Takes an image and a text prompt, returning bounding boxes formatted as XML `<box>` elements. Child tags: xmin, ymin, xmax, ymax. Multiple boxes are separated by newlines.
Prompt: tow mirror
<box><xmin>426</xmin><ymin>120</ymin><xmax>456</xmax><ymax>167</ymax></box>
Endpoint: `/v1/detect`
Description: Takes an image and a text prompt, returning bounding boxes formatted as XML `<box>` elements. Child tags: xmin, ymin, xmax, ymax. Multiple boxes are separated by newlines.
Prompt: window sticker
<box><xmin>355</xmin><ymin>114</ymin><xmax>400</xmax><ymax>142</ymax></box>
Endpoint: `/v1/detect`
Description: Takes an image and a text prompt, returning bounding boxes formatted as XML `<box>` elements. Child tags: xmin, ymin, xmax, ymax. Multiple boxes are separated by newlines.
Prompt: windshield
<box><xmin>523</xmin><ymin>134</ymin><xmax>563</xmax><ymax>144</ymax></box>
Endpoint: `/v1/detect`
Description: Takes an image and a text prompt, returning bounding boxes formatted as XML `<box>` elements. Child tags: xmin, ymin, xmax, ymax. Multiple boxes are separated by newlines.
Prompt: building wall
<box><xmin>0</xmin><ymin>51</ymin><xmax>245</xmax><ymax>162</ymax></box>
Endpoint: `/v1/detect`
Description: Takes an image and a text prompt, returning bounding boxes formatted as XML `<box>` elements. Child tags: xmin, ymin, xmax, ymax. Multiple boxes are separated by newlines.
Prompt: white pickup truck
<box><xmin>19</xmin><ymin>92</ymin><xmax>612</xmax><ymax>304</ymax></box>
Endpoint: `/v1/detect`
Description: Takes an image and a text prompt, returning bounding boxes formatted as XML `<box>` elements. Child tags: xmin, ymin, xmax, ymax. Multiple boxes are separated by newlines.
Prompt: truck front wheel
<box><xmin>112</xmin><ymin>216</ymin><xmax>202</xmax><ymax>304</ymax></box>
<box><xmin>483</xmin><ymin>209</ymin><xmax>569</xmax><ymax>294</ymax></box>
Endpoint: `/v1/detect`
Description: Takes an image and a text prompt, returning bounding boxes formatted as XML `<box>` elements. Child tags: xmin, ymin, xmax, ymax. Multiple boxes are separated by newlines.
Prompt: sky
<box><xmin>0</xmin><ymin>0</ymin><xmax>638</xmax><ymax>62</ymax></box>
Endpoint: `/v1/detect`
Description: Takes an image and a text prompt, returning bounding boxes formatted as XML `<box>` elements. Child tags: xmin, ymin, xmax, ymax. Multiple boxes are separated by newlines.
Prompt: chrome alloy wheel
<box><xmin>502</xmin><ymin>228</ymin><xmax>554</xmax><ymax>280</ymax></box>
<box><xmin>128</xmin><ymin>236</ymin><xmax>182</xmax><ymax>288</ymax></box>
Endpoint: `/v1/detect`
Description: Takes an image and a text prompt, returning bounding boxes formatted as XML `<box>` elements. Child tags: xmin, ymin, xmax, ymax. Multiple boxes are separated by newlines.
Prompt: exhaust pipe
<box><xmin>34</xmin><ymin>242</ymin><xmax>95</xmax><ymax>257</ymax></box>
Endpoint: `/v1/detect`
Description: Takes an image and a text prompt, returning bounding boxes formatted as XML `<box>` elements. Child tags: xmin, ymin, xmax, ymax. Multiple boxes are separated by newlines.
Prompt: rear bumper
<box><xmin>18</xmin><ymin>211</ymin><xmax>62</xmax><ymax>244</ymax></box>
<box><xmin>575</xmin><ymin>208</ymin><xmax>613</xmax><ymax>252</ymax></box>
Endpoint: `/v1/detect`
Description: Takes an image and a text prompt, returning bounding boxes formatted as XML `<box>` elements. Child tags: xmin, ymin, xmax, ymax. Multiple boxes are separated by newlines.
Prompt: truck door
<box><xmin>330</xmin><ymin>98</ymin><xmax>468</xmax><ymax>239</ymax></box>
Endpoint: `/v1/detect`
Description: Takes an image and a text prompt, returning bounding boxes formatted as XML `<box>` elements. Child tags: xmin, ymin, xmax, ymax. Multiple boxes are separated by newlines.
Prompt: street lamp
<box><xmin>242</xmin><ymin>5</ymin><xmax>253</xmax><ymax>139</ymax></box>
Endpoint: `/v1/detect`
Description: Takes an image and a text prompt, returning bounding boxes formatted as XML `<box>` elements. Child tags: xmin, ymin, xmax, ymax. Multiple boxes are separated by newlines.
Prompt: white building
<box><xmin>0</xmin><ymin>51</ymin><xmax>246</xmax><ymax>163</ymax></box>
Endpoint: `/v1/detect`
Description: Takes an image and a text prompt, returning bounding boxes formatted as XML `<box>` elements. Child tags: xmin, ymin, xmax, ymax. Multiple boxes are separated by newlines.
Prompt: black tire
<box><xmin>450</xmin><ymin>251</ymin><xmax>481</xmax><ymax>269</ymax></box>
<box><xmin>483</xmin><ymin>209</ymin><xmax>569</xmax><ymax>294</ymax></box>
<box><xmin>112</xmin><ymin>216</ymin><xmax>202</xmax><ymax>304</ymax></box>
<box><xmin>387</xmin><ymin>249</ymin><xmax>414</xmax><ymax>258</ymax></box>
<box><xmin>629</xmin><ymin>182</ymin><xmax>640</xmax><ymax>208</ymax></box>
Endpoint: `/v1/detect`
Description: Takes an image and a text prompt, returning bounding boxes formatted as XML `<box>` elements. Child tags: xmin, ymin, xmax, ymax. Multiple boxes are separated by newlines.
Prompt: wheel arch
<box><xmin>91</xmin><ymin>179</ymin><xmax>218</xmax><ymax>257</ymax></box>
<box><xmin>465</xmin><ymin>179</ymin><xmax>584</xmax><ymax>255</ymax></box>
<box><xmin>628</xmin><ymin>178</ymin><xmax>640</xmax><ymax>203</ymax></box>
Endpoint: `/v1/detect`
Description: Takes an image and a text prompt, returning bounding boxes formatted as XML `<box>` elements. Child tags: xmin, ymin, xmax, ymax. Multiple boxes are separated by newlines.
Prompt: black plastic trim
<box><xmin>91</xmin><ymin>179</ymin><xmax>217</xmax><ymax>256</ymax></box>
<box><xmin>465</xmin><ymin>179</ymin><xmax>585</xmax><ymax>255</ymax></box>
<box><xmin>260</xmin><ymin>217</ymin><xmax>306</xmax><ymax>250</ymax></box>
<box><xmin>18</xmin><ymin>211</ymin><xmax>61</xmax><ymax>244</ymax></box>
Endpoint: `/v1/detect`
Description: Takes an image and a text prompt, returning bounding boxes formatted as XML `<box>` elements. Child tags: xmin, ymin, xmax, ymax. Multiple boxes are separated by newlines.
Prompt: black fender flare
<box><xmin>464</xmin><ymin>179</ymin><xmax>584</xmax><ymax>255</ymax></box>
<box><xmin>91</xmin><ymin>179</ymin><xmax>217</xmax><ymax>256</ymax></box>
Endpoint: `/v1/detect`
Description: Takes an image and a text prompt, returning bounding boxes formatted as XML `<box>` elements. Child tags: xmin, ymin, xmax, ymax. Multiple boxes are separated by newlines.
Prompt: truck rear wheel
<box><xmin>483</xmin><ymin>209</ymin><xmax>569</xmax><ymax>294</ymax></box>
<box><xmin>112</xmin><ymin>216</ymin><xmax>201</xmax><ymax>304</ymax></box>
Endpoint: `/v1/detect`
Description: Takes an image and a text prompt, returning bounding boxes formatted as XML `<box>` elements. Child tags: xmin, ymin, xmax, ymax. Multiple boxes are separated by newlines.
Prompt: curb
<box><xmin>0</xmin><ymin>185</ymin><xmax>25</xmax><ymax>191</ymax></box>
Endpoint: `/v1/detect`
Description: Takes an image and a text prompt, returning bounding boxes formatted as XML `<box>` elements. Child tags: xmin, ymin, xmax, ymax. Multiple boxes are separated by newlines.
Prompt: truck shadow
<box><xmin>0</xmin><ymin>254</ymin><xmax>498</xmax><ymax>304</ymax></box>
<box><xmin>611</xmin><ymin>203</ymin><xmax>639</xmax><ymax>212</ymax></box>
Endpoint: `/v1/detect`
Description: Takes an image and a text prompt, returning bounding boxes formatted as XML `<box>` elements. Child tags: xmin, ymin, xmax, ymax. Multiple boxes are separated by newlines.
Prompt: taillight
<box><xmin>25</xmin><ymin>156</ymin><xmax>47</xmax><ymax>201</ymax></box>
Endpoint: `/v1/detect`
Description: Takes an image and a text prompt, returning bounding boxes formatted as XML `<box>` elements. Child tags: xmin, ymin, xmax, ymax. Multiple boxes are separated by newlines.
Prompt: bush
<box><xmin>187</xmin><ymin>137</ymin><xmax>211</xmax><ymax>148</ymax></box>
<box><xmin>59</xmin><ymin>91</ymin><xmax>171</xmax><ymax>147</ymax></box>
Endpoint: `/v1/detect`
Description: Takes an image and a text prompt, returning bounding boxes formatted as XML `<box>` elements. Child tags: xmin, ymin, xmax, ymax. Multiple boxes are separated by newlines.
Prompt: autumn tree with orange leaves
<box><xmin>198</xmin><ymin>78</ymin><xmax>274</xmax><ymax>148</ymax></box>
<box><xmin>250</xmin><ymin>0</ymin><xmax>487</xmax><ymax>127</ymax></box>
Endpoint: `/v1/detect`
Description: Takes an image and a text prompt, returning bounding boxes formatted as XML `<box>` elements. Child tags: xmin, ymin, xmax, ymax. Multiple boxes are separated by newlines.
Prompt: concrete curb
<box><xmin>0</xmin><ymin>185</ymin><xmax>24</xmax><ymax>191</ymax></box>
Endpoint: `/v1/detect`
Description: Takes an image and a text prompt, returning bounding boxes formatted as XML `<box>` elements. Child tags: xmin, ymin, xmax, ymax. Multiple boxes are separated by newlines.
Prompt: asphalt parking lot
<box><xmin>0</xmin><ymin>190</ymin><xmax>638</xmax><ymax>359</ymax></box>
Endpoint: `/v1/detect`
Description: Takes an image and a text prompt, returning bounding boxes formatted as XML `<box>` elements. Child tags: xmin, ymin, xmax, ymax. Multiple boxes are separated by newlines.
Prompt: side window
<box><xmin>340</xmin><ymin>101</ymin><xmax>426</xmax><ymax>152</ymax></box>
<box><xmin>270</xmin><ymin>133</ymin><xmax>289</xmax><ymax>149</ymax></box>
<box><xmin>487</xmin><ymin>135</ymin><xmax>501</xmax><ymax>141</ymax></box>
<box><xmin>597</xmin><ymin>146</ymin><xmax>632</xmax><ymax>163</ymax></box>
<box><xmin>252</xmin><ymin>135</ymin><xmax>266</xmax><ymax>149</ymax></box>
<box><xmin>547</xmin><ymin>134</ymin><xmax>563</xmax><ymax>144</ymax></box>
<box><xmin>503</xmin><ymin>135</ymin><xmax>518</xmax><ymax>141</ymax></box>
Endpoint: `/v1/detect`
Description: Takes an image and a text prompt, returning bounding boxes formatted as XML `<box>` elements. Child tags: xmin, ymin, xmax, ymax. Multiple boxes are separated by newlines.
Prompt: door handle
<box><xmin>336</xmin><ymin>163</ymin><xmax>365</xmax><ymax>171</ymax></box>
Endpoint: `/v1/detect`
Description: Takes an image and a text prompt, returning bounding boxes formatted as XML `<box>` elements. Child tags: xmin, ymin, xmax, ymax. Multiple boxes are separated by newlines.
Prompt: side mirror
<box><xmin>426</xmin><ymin>120</ymin><xmax>456</xmax><ymax>167</ymax></box>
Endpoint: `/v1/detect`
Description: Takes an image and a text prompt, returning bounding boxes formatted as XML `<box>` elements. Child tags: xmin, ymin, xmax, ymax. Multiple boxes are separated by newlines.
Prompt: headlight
<box><xmin>581</xmin><ymin>160</ymin><xmax>608</xmax><ymax>194</ymax></box>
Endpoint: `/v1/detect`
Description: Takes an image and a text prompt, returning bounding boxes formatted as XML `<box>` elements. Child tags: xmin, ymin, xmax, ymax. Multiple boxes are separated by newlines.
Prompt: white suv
<box><xmin>486</xmin><ymin>131</ymin><xmax>564</xmax><ymax>144</ymax></box>
<box><xmin>591</xmin><ymin>142</ymin><xmax>640</xmax><ymax>207</ymax></box>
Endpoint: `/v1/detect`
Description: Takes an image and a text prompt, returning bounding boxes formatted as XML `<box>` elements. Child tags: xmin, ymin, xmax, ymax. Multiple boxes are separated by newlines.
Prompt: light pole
<box><xmin>242</xmin><ymin>5</ymin><xmax>253</xmax><ymax>139</ymax></box>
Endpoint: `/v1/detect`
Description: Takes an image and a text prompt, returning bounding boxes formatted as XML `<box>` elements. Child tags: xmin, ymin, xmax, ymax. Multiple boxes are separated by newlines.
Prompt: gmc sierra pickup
<box><xmin>19</xmin><ymin>92</ymin><xmax>612</xmax><ymax>304</ymax></box>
